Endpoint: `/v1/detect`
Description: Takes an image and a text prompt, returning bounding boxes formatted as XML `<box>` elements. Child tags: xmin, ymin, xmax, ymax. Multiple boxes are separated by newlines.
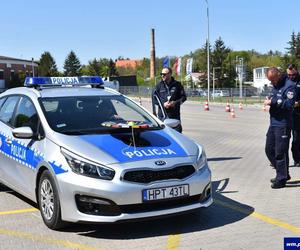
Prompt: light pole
<box><xmin>212</xmin><ymin>67</ymin><xmax>221</xmax><ymax>100</ymax></box>
<box><xmin>238</xmin><ymin>57</ymin><xmax>243</xmax><ymax>98</ymax></box>
<box><xmin>205</xmin><ymin>0</ymin><xmax>210</xmax><ymax>102</ymax></box>
<box><xmin>235</xmin><ymin>56</ymin><xmax>244</xmax><ymax>98</ymax></box>
<box><xmin>31</xmin><ymin>58</ymin><xmax>35</xmax><ymax>77</ymax></box>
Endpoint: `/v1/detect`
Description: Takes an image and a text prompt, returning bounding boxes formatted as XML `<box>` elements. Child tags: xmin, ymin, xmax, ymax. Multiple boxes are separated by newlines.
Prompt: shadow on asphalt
<box><xmin>207</xmin><ymin>157</ymin><xmax>242</xmax><ymax>162</ymax></box>
<box><xmin>59</xmin><ymin>178</ymin><xmax>255</xmax><ymax>239</ymax></box>
<box><xmin>0</xmin><ymin>179</ymin><xmax>255</xmax><ymax>239</ymax></box>
<box><xmin>0</xmin><ymin>183</ymin><xmax>37</xmax><ymax>208</ymax></box>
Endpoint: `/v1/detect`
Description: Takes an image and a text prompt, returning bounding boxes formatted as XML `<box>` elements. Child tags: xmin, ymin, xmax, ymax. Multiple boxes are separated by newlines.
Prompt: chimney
<box><xmin>150</xmin><ymin>28</ymin><xmax>156</xmax><ymax>80</ymax></box>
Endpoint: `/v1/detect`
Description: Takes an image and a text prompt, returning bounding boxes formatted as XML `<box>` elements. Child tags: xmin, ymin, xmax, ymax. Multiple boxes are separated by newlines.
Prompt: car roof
<box><xmin>1</xmin><ymin>86</ymin><xmax>121</xmax><ymax>99</ymax></box>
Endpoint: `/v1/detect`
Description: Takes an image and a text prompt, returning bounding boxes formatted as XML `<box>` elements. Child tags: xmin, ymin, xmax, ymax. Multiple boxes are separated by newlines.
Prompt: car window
<box><xmin>40</xmin><ymin>95</ymin><xmax>160</xmax><ymax>134</ymax></box>
<box><xmin>0</xmin><ymin>97</ymin><xmax>7</xmax><ymax>110</ymax></box>
<box><xmin>0</xmin><ymin>96</ymin><xmax>20</xmax><ymax>125</ymax></box>
<box><xmin>111</xmin><ymin>99</ymin><xmax>145</xmax><ymax>122</ymax></box>
<box><xmin>14</xmin><ymin>97</ymin><xmax>39</xmax><ymax>133</ymax></box>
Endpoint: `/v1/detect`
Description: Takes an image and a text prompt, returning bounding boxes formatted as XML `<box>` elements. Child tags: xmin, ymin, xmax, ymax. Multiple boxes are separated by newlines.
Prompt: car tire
<box><xmin>38</xmin><ymin>170</ymin><xmax>65</xmax><ymax>230</ymax></box>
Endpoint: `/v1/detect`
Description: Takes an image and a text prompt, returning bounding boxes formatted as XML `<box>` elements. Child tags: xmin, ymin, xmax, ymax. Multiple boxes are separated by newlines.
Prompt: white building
<box><xmin>253</xmin><ymin>67</ymin><xmax>270</xmax><ymax>90</ymax></box>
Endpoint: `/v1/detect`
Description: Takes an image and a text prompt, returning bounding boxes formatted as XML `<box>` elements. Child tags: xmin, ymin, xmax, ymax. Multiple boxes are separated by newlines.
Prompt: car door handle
<box><xmin>5</xmin><ymin>138</ymin><xmax>12</xmax><ymax>145</ymax></box>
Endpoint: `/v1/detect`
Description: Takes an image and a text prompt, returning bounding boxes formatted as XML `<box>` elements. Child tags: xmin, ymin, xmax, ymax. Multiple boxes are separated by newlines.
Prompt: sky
<box><xmin>1</xmin><ymin>0</ymin><xmax>300</xmax><ymax>70</ymax></box>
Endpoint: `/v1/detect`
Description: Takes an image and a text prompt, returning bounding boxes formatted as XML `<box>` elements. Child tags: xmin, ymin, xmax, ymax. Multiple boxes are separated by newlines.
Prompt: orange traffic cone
<box><xmin>230</xmin><ymin>107</ymin><xmax>236</xmax><ymax>118</ymax></box>
<box><xmin>225</xmin><ymin>102</ymin><xmax>230</xmax><ymax>112</ymax></box>
<box><xmin>239</xmin><ymin>102</ymin><xmax>243</xmax><ymax>110</ymax></box>
<box><xmin>204</xmin><ymin>100</ymin><xmax>209</xmax><ymax>111</ymax></box>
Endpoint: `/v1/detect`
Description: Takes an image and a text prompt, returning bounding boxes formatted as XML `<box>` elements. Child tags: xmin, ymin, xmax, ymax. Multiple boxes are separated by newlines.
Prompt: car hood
<box><xmin>50</xmin><ymin>127</ymin><xmax>199</xmax><ymax>165</ymax></box>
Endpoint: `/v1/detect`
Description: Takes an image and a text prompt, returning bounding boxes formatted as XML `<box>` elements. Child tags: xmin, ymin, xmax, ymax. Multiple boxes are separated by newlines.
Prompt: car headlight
<box><xmin>196</xmin><ymin>144</ymin><xmax>207</xmax><ymax>170</ymax></box>
<box><xmin>61</xmin><ymin>148</ymin><xmax>115</xmax><ymax>180</ymax></box>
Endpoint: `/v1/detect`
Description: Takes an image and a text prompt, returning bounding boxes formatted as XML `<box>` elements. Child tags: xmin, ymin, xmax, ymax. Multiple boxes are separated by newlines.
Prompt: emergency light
<box><xmin>24</xmin><ymin>76</ymin><xmax>104</xmax><ymax>87</ymax></box>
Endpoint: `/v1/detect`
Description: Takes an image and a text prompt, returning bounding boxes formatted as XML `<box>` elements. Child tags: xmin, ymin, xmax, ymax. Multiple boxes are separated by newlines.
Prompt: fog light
<box><xmin>75</xmin><ymin>195</ymin><xmax>121</xmax><ymax>216</ymax></box>
<box><xmin>78</xmin><ymin>195</ymin><xmax>111</xmax><ymax>205</ymax></box>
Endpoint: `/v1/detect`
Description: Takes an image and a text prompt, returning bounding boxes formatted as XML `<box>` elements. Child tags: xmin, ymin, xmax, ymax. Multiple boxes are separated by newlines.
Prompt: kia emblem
<box><xmin>155</xmin><ymin>160</ymin><xmax>166</xmax><ymax>166</ymax></box>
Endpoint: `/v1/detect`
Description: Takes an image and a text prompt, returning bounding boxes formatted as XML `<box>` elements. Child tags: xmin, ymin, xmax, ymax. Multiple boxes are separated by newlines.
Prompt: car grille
<box><xmin>123</xmin><ymin>165</ymin><xmax>195</xmax><ymax>184</ymax></box>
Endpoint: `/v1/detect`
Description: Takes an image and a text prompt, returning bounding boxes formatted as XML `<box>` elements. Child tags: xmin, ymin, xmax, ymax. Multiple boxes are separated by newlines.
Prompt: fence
<box><xmin>119</xmin><ymin>86</ymin><xmax>272</xmax><ymax>104</ymax></box>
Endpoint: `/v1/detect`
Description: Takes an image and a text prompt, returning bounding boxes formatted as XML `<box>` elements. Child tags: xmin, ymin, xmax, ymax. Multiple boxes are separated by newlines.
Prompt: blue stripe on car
<box><xmin>0</xmin><ymin>133</ymin><xmax>67</xmax><ymax>175</ymax></box>
<box><xmin>80</xmin><ymin>130</ymin><xmax>188</xmax><ymax>163</ymax></box>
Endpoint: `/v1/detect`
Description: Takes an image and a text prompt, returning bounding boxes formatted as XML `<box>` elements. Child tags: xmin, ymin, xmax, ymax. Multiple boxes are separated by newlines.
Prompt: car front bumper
<box><xmin>57</xmin><ymin>164</ymin><xmax>212</xmax><ymax>223</ymax></box>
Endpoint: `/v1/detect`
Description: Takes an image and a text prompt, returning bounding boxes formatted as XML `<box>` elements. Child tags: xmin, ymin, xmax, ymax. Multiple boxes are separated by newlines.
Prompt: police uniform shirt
<box><xmin>269</xmin><ymin>77</ymin><xmax>296</xmax><ymax>128</ymax></box>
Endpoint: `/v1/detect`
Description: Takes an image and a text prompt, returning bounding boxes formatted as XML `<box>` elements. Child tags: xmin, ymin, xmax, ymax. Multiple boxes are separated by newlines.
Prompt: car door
<box><xmin>9</xmin><ymin>96</ymin><xmax>45</xmax><ymax>198</ymax></box>
<box><xmin>0</xmin><ymin>96</ymin><xmax>8</xmax><ymax>181</ymax></box>
<box><xmin>151</xmin><ymin>90</ymin><xmax>181</xmax><ymax>131</ymax></box>
<box><xmin>152</xmin><ymin>89</ymin><xmax>167</xmax><ymax>121</ymax></box>
<box><xmin>0</xmin><ymin>95</ymin><xmax>21</xmax><ymax>188</ymax></box>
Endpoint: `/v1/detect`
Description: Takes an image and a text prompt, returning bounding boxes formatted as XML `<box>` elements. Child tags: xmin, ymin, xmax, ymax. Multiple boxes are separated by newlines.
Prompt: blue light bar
<box><xmin>24</xmin><ymin>76</ymin><xmax>103</xmax><ymax>87</ymax></box>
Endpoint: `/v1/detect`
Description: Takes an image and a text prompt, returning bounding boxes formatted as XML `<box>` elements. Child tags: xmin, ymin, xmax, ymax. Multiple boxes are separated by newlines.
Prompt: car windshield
<box><xmin>39</xmin><ymin>95</ymin><xmax>161</xmax><ymax>135</ymax></box>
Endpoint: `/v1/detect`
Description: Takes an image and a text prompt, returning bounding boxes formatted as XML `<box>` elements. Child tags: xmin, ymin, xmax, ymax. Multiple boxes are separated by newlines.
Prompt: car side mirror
<box><xmin>12</xmin><ymin>127</ymin><xmax>34</xmax><ymax>139</ymax></box>
<box><xmin>164</xmin><ymin>118</ymin><xmax>180</xmax><ymax>129</ymax></box>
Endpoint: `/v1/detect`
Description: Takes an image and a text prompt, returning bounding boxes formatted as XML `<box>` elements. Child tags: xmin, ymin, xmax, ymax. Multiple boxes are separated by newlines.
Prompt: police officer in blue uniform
<box><xmin>286</xmin><ymin>64</ymin><xmax>300</xmax><ymax>167</ymax></box>
<box><xmin>264</xmin><ymin>67</ymin><xmax>296</xmax><ymax>189</ymax></box>
<box><xmin>153</xmin><ymin>67</ymin><xmax>186</xmax><ymax>132</ymax></box>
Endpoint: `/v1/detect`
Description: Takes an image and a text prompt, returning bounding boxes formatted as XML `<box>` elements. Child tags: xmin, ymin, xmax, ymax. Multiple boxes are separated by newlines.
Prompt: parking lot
<box><xmin>0</xmin><ymin>99</ymin><xmax>299</xmax><ymax>250</ymax></box>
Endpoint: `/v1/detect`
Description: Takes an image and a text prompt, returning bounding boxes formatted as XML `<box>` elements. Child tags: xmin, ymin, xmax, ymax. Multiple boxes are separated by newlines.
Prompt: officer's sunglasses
<box><xmin>160</xmin><ymin>73</ymin><xmax>168</xmax><ymax>76</ymax></box>
<box><xmin>288</xmin><ymin>64</ymin><xmax>297</xmax><ymax>70</ymax></box>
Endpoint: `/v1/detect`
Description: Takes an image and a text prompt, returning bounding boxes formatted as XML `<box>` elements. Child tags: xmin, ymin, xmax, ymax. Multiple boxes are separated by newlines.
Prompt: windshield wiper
<box><xmin>60</xmin><ymin>125</ymin><xmax>162</xmax><ymax>135</ymax></box>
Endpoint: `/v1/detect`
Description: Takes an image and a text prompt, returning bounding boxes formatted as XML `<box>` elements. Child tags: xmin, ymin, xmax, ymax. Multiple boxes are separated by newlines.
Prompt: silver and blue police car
<box><xmin>0</xmin><ymin>76</ymin><xmax>212</xmax><ymax>229</ymax></box>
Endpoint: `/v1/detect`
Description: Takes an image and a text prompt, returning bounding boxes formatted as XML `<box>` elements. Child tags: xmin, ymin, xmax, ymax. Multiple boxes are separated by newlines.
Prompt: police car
<box><xmin>0</xmin><ymin>76</ymin><xmax>212</xmax><ymax>229</ymax></box>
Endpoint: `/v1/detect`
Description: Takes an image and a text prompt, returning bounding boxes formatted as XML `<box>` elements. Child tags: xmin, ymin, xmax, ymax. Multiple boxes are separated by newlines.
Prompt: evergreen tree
<box><xmin>296</xmin><ymin>32</ymin><xmax>300</xmax><ymax>58</ymax></box>
<box><xmin>212</xmin><ymin>37</ymin><xmax>231</xmax><ymax>88</ymax></box>
<box><xmin>63</xmin><ymin>51</ymin><xmax>81</xmax><ymax>76</ymax></box>
<box><xmin>212</xmin><ymin>37</ymin><xmax>231</xmax><ymax>67</ymax></box>
<box><xmin>108</xmin><ymin>59</ymin><xmax>118</xmax><ymax>77</ymax></box>
<box><xmin>286</xmin><ymin>31</ymin><xmax>297</xmax><ymax>56</ymax></box>
<box><xmin>82</xmin><ymin>58</ymin><xmax>118</xmax><ymax>78</ymax></box>
<box><xmin>38</xmin><ymin>51</ymin><xmax>58</xmax><ymax>76</ymax></box>
<box><xmin>85</xmin><ymin>58</ymin><xmax>102</xmax><ymax>76</ymax></box>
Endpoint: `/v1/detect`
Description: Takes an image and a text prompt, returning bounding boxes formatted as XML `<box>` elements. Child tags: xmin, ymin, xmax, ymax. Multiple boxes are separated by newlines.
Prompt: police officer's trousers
<box><xmin>265</xmin><ymin>126</ymin><xmax>291</xmax><ymax>181</ymax></box>
<box><xmin>291</xmin><ymin>115</ymin><xmax>300</xmax><ymax>164</ymax></box>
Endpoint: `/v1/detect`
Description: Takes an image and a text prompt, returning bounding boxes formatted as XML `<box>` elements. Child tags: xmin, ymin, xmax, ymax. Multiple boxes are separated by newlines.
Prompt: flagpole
<box><xmin>180</xmin><ymin>60</ymin><xmax>183</xmax><ymax>84</ymax></box>
<box><xmin>205</xmin><ymin>0</ymin><xmax>210</xmax><ymax>102</ymax></box>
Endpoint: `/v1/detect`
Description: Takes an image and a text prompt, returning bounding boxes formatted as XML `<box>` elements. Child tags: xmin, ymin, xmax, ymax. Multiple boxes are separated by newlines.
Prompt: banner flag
<box><xmin>186</xmin><ymin>58</ymin><xmax>193</xmax><ymax>75</ymax></box>
<box><xmin>174</xmin><ymin>57</ymin><xmax>182</xmax><ymax>76</ymax></box>
<box><xmin>163</xmin><ymin>57</ymin><xmax>170</xmax><ymax>68</ymax></box>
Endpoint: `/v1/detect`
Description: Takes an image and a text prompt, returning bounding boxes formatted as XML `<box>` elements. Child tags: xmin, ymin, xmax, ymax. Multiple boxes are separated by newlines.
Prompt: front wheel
<box><xmin>38</xmin><ymin>170</ymin><xmax>65</xmax><ymax>230</ymax></box>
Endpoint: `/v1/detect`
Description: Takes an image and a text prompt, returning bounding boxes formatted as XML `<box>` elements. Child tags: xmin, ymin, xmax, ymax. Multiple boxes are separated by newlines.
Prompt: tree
<box><xmin>63</xmin><ymin>51</ymin><xmax>81</xmax><ymax>76</ymax></box>
<box><xmin>9</xmin><ymin>72</ymin><xmax>25</xmax><ymax>88</ymax></box>
<box><xmin>286</xmin><ymin>31</ymin><xmax>297</xmax><ymax>56</ymax></box>
<box><xmin>81</xmin><ymin>58</ymin><xmax>118</xmax><ymax>78</ymax></box>
<box><xmin>108</xmin><ymin>59</ymin><xmax>118</xmax><ymax>77</ymax></box>
<box><xmin>211</xmin><ymin>37</ymin><xmax>231</xmax><ymax>87</ymax></box>
<box><xmin>38</xmin><ymin>51</ymin><xmax>58</xmax><ymax>76</ymax></box>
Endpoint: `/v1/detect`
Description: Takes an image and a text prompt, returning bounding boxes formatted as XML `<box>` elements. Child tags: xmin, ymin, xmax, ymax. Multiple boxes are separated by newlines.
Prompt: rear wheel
<box><xmin>38</xmin><ymin>170</ymin><xmax>65</xmax><ymax>230</ymax></box>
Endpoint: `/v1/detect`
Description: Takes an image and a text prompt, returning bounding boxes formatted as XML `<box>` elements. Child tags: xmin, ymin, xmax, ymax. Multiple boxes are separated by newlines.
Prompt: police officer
<box><xmin>153</xmin><ymin>67</ymin><xmax>186</xmax><ymax>132</ymax></box>
<box><xmin>264</xmin><ymin>67</ymin><xmax>296</xmax><ymax>188</ymax></box>
<box><xmin>286</xmin><ymin>64</ymin><xmax>300</xmax><ymax>167</ymax></box>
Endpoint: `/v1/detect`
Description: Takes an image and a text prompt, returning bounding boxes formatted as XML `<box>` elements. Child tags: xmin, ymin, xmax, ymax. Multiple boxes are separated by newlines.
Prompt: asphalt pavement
<box><xmin>0</xmin><ymin>99</ymin><xmax>299</xmax><ymax>250</ymax></box>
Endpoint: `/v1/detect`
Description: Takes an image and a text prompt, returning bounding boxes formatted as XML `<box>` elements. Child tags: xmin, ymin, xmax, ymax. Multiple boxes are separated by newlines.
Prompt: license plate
<box><xmin>142</xmin><ymin>184</ymin><xmax>189</xmax><ymax>201</ymax></box>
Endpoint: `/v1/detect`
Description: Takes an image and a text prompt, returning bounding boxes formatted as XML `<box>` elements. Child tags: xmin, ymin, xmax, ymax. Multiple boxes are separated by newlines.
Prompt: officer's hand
<box><xmin>168</xmin><ymin>101</ymin><xmax>176</xmax><ymax>108</ymax></box>
<box><xmin>295</xmin><ymin>102</ymin><xmax>299</xmax><ymax>108</ymax></box>
<box><xmin>164</xmin><ymin>101</ymin><xmax>170</xmax><ymax>109</ymax></box>
<box><xmin>264</xmin><ymin>97</ymin><xmax>271</xmax><ymax>106</ymax></box>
